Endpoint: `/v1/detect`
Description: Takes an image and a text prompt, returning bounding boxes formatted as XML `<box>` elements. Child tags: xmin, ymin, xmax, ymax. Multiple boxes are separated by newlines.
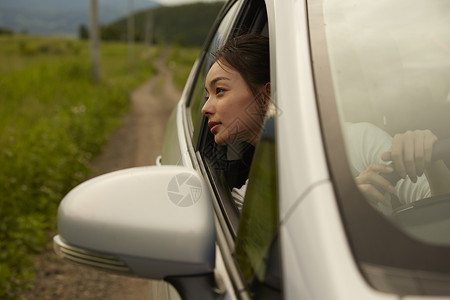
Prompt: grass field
<box><xmin>0</xmin><ymin>35</ymin><xmax>165</xmax><ymax>298</ymax></box>
<box><xmin>167</xmin><ymin>45</ymin><xmax>201</xmax><ymax>90</ymax></box>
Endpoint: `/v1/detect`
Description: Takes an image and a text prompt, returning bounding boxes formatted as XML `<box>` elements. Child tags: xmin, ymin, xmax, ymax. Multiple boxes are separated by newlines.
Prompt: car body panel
<box><xmin>282</xmin><ymin>182</ymin><xmax>396</xmax><ymax>300</ymax></box>
<box><xmin>268</xmin><ymin>0</ymin><xmax>330</xmax><ymax>219</ymax></box>
<box><xmin>161</xmin><ymin>56</ymin><xmax>201</xmax><ymax>167</ymax></box>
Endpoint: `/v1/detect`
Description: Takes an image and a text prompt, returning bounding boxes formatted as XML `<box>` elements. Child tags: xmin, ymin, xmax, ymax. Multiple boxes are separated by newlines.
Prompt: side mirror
<box><xmin>53</xmin><ymin>166</ymin><xmax>215</xmax><ymax>280</ymax></box>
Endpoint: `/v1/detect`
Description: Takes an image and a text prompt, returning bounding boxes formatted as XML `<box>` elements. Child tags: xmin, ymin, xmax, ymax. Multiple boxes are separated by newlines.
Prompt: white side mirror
<box><xmin>54</xmin><ymin>166</ymin><xmax>215</xmax><ymax>279</ymax></box>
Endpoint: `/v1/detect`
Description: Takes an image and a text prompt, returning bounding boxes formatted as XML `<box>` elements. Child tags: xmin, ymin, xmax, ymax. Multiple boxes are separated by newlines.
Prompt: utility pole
<box><xmin>145</xmin><ymin>11</ymin><xmax>154</xmax><ymax>63</ymax></box>
<box><xmin>128</xmin><ymin>0</ymin><xmax>135</xmax><ymax>74</ymax></box>
<box><xmin>89</xmin><ymin>0</ymin><xmax>101</xmax><ymax>82</ymax></box>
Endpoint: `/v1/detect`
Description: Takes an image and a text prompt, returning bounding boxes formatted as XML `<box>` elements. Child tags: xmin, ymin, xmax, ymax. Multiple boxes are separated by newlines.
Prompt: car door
<box><xmin>173</xmin><ymin>0</ymin><xmax>282</xmax><ymax>298</ymax></box>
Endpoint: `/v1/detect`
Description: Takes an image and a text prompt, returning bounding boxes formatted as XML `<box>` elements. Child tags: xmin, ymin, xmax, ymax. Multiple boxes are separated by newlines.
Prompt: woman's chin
<box><xmin>214</xmin><ymin>133</ymin><xmax>231</xmax><ymax>146</ymax></box>
<box><xmin>214</xmin><ymin>137</ymin><xmax>227</xmax><ymax>146</ymax></box>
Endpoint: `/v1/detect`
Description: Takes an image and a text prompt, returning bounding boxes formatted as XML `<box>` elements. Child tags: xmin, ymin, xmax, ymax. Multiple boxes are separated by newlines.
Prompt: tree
<box><xmin>0</xmin><ymin>27</ymin><xmax>13</xmax><ymax>35</ymax></box>
<box><xmin>79</xmin><ymin>24</ymin><xmax>89</xmax><ymax>40</ymax></box>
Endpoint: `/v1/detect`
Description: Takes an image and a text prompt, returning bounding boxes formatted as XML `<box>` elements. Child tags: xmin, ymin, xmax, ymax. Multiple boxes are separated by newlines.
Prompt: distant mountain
<box><xmin>0</xmin><ymin>0</ymin><xmax>160</xmax><ymax>36</ymax></box>
<box><xmin>101</xmin><ymin>2</ymin><xmax>225</xmax><ymax>46</ymax></box>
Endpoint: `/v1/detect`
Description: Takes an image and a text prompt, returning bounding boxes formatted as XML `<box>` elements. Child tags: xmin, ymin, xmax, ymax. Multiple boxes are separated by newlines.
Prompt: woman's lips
<box><xmin>208</xmin><ymin>121</ymin><xmax>221</xmax><ymax>134</ymax></box>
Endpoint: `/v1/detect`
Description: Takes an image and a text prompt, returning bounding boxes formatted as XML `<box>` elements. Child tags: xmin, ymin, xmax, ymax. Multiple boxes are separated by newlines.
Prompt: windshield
<box><xmin>308</xmin><ymin>0</ymin><xmax>450</xmax><ymax>294</ymax></box>
<box><xmin>316</xmin><ymin>0</ymin><xmax>450</xmax><ymax>240</ymax></box>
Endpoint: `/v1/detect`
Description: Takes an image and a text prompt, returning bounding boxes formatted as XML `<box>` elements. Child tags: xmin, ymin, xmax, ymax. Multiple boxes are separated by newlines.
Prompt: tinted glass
<box><xmin>235</xmin><ymin>119</ymin><xmax>278</xmax><ymax>283</ymax></box>
<box><xmin>313</xmin><ymin>0</ymin><xmax>450</xmax><ymax>246</ymax></box>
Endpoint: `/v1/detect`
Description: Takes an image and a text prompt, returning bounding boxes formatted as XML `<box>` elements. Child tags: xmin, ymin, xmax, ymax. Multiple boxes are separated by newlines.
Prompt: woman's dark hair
<box><xmin>212</xmin><ymin>34</ymin><xmax>270</xmax><ymax>96</ymax></box>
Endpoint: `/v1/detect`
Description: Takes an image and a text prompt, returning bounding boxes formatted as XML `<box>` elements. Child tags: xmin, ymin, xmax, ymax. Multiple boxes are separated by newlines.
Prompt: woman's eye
<box><xmin>216</xmin><ymin>88</ymin><xmax>224</xmax><ymax>94</ymax></box>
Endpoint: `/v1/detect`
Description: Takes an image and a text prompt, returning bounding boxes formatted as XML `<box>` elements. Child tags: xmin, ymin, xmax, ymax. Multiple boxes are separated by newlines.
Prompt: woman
<box><xmin>201</xmin><ymin>34</ymin><xmax>271</xmax><ymax>148</ymax></box>
<box><xmin>201</xmin><ymin>34</ymin><xmax>271</xmax><ymax>211</ymax></box>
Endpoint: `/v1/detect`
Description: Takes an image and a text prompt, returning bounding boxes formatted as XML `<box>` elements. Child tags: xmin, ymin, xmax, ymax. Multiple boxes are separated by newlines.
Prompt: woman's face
<box><xmin>202</xmin><ymin>61</ymin><xmax>266</xmax><ymax>146</ymax></box>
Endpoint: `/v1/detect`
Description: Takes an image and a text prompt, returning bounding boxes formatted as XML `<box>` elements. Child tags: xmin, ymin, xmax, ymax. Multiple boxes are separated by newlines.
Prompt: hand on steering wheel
<box><xmin>381</xmin><ymin>130</ymin><xmax>437</xmax><ymax>183</ymax></box>
<box><xmin>355</xmin><ymin>163</ymin><xmax>396</xmax><ymax>207</ymax></box>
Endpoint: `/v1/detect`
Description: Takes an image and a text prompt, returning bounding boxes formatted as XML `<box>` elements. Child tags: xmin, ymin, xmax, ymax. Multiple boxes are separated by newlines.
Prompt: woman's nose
<box><xmin>201</xmin><ymin>98</ymin><xmax>214</xmax><ymax>116</ymax></box>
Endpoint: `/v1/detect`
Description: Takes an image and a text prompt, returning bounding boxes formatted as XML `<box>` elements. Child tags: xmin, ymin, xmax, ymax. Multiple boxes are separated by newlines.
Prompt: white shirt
<box><xmin>344</xmin><ymin>122</ymin><xmax>431</xmax><ymax>209</ymax></box>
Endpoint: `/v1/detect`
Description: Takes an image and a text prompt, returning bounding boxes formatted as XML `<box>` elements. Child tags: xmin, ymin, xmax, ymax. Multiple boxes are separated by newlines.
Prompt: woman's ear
<box><xmin>255</xmin><ymin>82</ymin><xmax>272</xmax><ymax>117</ymax></box>
<box><xmin>264</xmin><ymin>82</ymin><xmax>271</xmax><ymax>97</ymax></box>
<box><xmin>263</xmin><ymin>82</ymin><xmax>271</xmax><ymax>109</ymax></box>
<box><xmin>263</xmin><ymin>82</ymin><xmax>277</xmax><ymax>119</ymax></box>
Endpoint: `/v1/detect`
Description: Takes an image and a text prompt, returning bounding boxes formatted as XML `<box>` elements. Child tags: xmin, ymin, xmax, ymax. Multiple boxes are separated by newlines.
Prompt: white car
<box><xmin>54</xmin><ymin>0</ymin><xmax>450</xmax><ymax>299</ymax></box>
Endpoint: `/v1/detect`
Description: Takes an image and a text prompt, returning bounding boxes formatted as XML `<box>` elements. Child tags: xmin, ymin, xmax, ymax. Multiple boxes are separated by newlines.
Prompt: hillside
<box><xmin>0</xmin><ymin>0</ymin><xmax>160</xmax><ymax>36</ymax></box>
<box><xmin>101</xmin><ymin>1</ymin><xmax>225</xmax><ymax>46</ymax></box>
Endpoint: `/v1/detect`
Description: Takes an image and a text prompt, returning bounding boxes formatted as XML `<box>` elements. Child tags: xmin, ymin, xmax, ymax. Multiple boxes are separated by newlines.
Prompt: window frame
<box><xmin>185</xmin><ymin>0</ymin><xmax>242</xmax><ymax>144</ymax></box>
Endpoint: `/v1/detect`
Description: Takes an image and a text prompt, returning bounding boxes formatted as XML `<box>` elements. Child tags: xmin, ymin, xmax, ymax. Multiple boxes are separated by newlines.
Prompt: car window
<box><xmin>308</xmin><ymin>0</ymin><xmax>450</xmax><ymax>294</ymax></box>
<box><xmin>314</xmin><ymin>0</ymin><xmax>450</xmax><ymax>215</ymax></box>
<box><xmin>187</xmin><ymin>1</ymin><xmax>241</xmax><ymax>145</ymax></box>
<box><xmin>190</xmin><ymin>0</ymin><xmax>270</xmax><ymax>233</ymax></box>
<box><xmin>235</xmin><ymin>118</ymin><xmax>282</xmax><ymax>298</ymax></box>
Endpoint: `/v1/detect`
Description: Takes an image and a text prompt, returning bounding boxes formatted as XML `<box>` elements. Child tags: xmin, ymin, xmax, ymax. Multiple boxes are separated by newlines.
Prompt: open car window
<box><xmin>189</xmin><ymin>0</ymin><xmax>270</xmax><ymax>233</ymax></box>
<box><xmin>188</xmin><ymin>1</ymin><xmax>242</xmax><ymax>145</ymax></box>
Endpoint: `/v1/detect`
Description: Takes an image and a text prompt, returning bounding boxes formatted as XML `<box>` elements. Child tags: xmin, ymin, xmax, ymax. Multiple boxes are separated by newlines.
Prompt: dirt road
<box><xmin>21</xmin><ymin>50</ymin><xmax>181</xmax><ymax>300</ymax></box>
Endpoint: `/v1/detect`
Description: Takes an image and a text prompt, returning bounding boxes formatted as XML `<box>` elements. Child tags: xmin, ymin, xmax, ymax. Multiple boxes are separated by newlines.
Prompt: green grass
<box><xmin>167</xmin><ymin>45</ymin><xmax>201</xmax><ymax>90</ymax></box>
<box><xmin>0</xmin><ymin>35</ymin><xmax>159</xmax><ymax>299</ymax></box>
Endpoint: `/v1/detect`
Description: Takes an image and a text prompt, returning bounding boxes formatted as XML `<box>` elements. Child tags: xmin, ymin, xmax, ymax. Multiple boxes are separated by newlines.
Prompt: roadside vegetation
<box><xmin>0</xmin><ymin>35</ymin><xmax>162</xmax><ymax>299</ymax></box>
<box><xmin>167</xmin><ymin>45</ymin><xmax>201</xmax><ymax>90</ymax></box>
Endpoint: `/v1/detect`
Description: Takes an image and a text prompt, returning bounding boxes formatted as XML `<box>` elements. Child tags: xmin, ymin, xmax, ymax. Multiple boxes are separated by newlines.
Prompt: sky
<box><xmin>157</xmin><ymin>0</ymin><xmax>221</xmax><ymax>6</ymax></box>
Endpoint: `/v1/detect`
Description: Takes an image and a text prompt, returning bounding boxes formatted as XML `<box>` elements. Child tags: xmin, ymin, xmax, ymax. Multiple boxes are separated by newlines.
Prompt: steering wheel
<box><xmin>384</xmin><ymin>139</ymin><xmax>450</xmax><ymax>244</ymax></box>
<box><xmin>378</xmin><ymin>138</ymin><xmax>450</xmax><ymax>209</ymax></box>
